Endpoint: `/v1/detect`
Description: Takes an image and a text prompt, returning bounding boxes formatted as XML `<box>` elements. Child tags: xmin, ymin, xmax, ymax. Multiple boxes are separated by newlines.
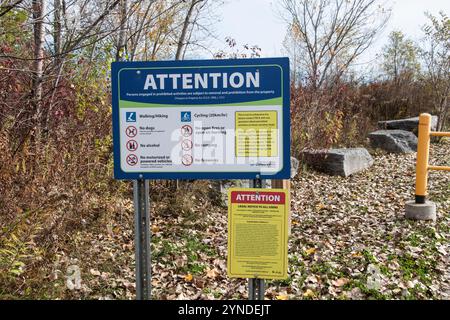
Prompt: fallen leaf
<box><xmin>303</xmin><ymin>289</ymin><xmax>315</xmax><ymax>298</ymax></box>
<box><xmin>151</xmin><ymin>225</ymin><xmax>160</xmax><ymax>233</ymax></box>
<box><xmin>206</xmin><ymin>268</ymin><xmax>219</xmax><ymax>279</ymax></box>
<box><xmin>276</xmin><ymin>294</ymin><xmax>289</xmax><ymax>300</ymax></box>
<box><xmin>332</xmin><ymin>278</ymin><xmax>350</xmax><ymax>287</ymax></box>
<box><xmin>305</xmin><ymin>248</ymin><xmax>316</xmax><ymax>256</ymax></box>
<box><xmin>90</xmin><ymin>269</ymin><xmax>101</xmax><ymax>276</ymax></box>
<box><xmin>316</xmin><ymin>203</ymin><xmax>326</xmax><ymax>211</ymax></box>
<box><xmin>184</xmin><ymin>273</ymin><xmax>193</xmax><ymax>282</ymax></box>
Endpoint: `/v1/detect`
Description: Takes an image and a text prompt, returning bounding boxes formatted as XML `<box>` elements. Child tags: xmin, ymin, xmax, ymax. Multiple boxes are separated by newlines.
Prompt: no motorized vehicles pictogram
<box><xmin>126</xmin><ymin>154</ymin><xmax>139</xmax><ymax>166</ymax></box>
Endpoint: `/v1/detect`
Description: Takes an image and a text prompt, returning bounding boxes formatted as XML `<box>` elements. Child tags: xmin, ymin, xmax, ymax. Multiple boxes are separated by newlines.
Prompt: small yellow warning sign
<box><xmin>227</xmin><ymin>188</ymin><xmax>289</xmax><ymax>279</ymax></box>
<box><xmin>235</xmin><ymin>111</ymin><xmax>278</xmax><ymax>157</ymax></box>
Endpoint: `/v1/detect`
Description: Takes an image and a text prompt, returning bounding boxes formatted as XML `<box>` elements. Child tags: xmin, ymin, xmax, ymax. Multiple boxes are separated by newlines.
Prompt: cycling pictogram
<box><xmin>126</xmin><ymin>140</ymin><xmax>138</xmax><ymax>151</ymax></box>
<box><xmin>181</xmin><ymin>125</ymin><xmax>193</xmax><ymax>137</ymax></box>
<box><xmin>126</xmin><ymin>126</ymin><xmax>138</xmax><ymax>138</ymax></box>
<box><xmin>126</xmin><ymin>154</ymin><xmax>139</xmax><ymax>166</ymax></box>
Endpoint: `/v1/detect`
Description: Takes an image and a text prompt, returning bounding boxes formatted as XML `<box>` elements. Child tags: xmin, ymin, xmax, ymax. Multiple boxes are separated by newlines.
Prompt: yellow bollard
<box><xmin>415</xmin><ymin>113</ymin><xmax>432</xmax><ymax>204</ymax></box>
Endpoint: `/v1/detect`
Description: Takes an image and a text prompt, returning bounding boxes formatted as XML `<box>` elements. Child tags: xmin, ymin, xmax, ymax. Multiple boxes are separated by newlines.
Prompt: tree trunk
<box><xmin>40</xmin><ymin>0</ymin><xmax>63</xmax><ymax>138</ymax></box>
<box><xmin>53</xmin><ymin>0</ymin><xmax>62</xmax><ymax>66</ymax></box>
<box><xmin>116</xmin><ymin>0</ymin><xmax>127</xmax><ymax>61</ymax></box>
<box><xmin>32</xmin><ymin>0</ymin><xmax>45</xmax><ymax>142</ymax></box>
<box><xmin>175</xmin><ymin>0</ymin><xmax>202</xmax><ymax>60</ymax></box>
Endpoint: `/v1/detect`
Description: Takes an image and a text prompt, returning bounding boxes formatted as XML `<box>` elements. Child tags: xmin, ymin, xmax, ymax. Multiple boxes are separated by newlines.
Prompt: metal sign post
<box><xmin>248</xmin><ymin>177</ymin><xmax>265</xmax><ymax>300</ymax></box>
<box><xmin>133</xmin><ymin>179</ymin><xmax>151</xmax><ymax>300</ymax></box>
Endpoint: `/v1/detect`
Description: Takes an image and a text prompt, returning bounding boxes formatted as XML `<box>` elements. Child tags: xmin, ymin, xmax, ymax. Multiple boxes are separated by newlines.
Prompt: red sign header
<box><xmin>230</xmin><ymin>191</ymin><xmax>286</xmax><ymax>205</ymax></box>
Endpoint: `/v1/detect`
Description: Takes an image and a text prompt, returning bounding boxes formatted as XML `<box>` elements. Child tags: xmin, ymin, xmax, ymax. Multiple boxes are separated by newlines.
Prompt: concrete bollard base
<box><xmin>405</xmin><ymin>200</ymin><xmax>437</xmax><ymax>221</ymax></box>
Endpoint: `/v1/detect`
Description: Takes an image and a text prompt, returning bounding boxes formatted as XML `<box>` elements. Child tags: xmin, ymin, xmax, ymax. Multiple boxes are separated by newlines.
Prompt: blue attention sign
<box><xmin>111</xmin><ymin>58</ymin><xmax>290</xmax><ymax>180</ymax></box>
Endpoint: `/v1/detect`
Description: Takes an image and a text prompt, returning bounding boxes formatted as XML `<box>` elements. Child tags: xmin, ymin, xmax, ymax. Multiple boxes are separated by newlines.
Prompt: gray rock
<box><xmin>213</xmin><ymin>180</ymin><xmax>251</xmax><ymax>206</ymax></box>
<box><xmin>369</xmin><ymin>130</ymin><xmax>417</xmax><ymax>153</ymax></box>
<box><xmin>378</xmin><ymin>116</ymin><xmax>438</xmax><ymax>135</ymax></box>
<box><xmin>212</xmin><ymin>158</ymin><xmax>299</xmax><ymax>206</ymax></box>
<box><xmin>301</xmin><ymin>148</ymin><xmax>374</xmax><ymax>177</ymax></box>
<box><xmin>290</xmin><ymin>156</ymin><xmax>300</xmax><ymax>178</ymax></box>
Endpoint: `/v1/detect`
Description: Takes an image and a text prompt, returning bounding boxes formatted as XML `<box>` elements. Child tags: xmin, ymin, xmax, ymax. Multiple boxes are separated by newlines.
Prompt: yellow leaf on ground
<box><xmin>316</xmin><ymin>203</ymin><xmax>326</xmax><ymax>211</ymax></box>
<box><xmin>276</xmin><ymin>294</ymin><xmax>289</xmax><ymax>300</ymax></box>
<box><xmin>151</xmin><ymin>225</ymin><xmax>160</xmax><ymax>233</ymax></box>
<box><xmin>184</xmin><ymin>273</ymin><xmax>193</xmax><ymax>282</ymax></box>
<box><xmin>305</xmin><ymin>248</ymin><xmax>316</xmax><ymax>256</ymax></box>
<box><xmin>303</xmin><ymin>289</ymin><xmax>315</xmax><ymax>298</ymax></box>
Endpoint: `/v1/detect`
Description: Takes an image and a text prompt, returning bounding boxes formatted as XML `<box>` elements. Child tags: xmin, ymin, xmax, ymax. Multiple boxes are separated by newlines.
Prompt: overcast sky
<box><xmin>210</xmin><ymin>0</ymin><xmax>450</xmax><ymax>65</ymax></box>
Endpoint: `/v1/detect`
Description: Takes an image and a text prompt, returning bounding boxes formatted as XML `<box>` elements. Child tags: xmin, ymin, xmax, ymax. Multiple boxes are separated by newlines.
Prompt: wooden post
<box><xmin>271</xmin><ymin>179</ymin><xmax>291</xmax><ymax>235</ymax></box>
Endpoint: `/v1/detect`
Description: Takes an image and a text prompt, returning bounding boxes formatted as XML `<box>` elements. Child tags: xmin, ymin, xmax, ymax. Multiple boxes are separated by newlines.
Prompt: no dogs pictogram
<box><xmin>126</xmin><ymin>154</ymin><xmax>139</xmax><ymax>166</ymax></box>
<box><xmin>181</xmin><ymin>125</ymin><xmax>193</xmax><ymax>137</ymax></box>
<box><xmin>126</xmin><ymin>140</ymin><xmax>138</xmax><ymax>151</ymax></box>
<box><xmin>182</xmin><ymin>154</ymin><xmax>193</xmax><ymax>166</ymax></box>
<box><xmin>126</xmin><ymin>126</ymin><xmax>137</xmax><ymax>138</ymax></box>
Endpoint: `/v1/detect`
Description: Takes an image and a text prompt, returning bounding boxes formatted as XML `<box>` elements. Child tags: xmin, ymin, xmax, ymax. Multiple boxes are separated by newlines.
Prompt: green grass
<box><xmin>344</xmin><ymin>279</ymin><xmax>391</xmax><ymax>300</ymax></box>
<box><xmin>397</xmin><ymin>254</ymin><xmax>435</xmax><ymax>285</ymax></box>
<box><xmin>362</xmin><ymin>249</ymin><xmax>377</xmax><ymax>264</ymax></box>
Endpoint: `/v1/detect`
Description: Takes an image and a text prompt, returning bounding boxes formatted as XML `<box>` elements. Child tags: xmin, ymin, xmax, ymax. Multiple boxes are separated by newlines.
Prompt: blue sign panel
<box><xmin>111</xmin><ymin>58</ymin><xmax>290</xmax><ymax>180</ymax></box>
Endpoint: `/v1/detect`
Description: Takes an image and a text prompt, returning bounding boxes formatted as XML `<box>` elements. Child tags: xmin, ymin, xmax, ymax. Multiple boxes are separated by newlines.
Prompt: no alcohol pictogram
<box><xmin>126</xmin><ymin>154</ymin><xmax>139</xmax><ymax>166</ymax></box>
<box><xmin>181</xmin><ymin>125</ymin><xmax>193</xmax><ymax>137</ymax></box>
<box><xmin>181</xmin><ymin>139</ymin><xmax>193</xmax><ymax>151</ymax></box>
<box><xmin>126</xmin><ymin>126</ymin><xmax>138</xmax><ymax>138</ymax></box>
<box><xmin>182</xmin><ymin>154</ymin><xmax>193</xmax><ymax>166</ymax></box>
<box><xmin>126</xmin><ymin>140</ymin><xmax>138</xmax><ymax>151</ymax></box>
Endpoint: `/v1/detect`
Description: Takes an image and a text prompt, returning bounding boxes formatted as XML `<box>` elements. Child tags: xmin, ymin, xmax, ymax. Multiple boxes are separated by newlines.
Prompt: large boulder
<box><xmin>290</xmin><ymin>156</ymin><xmax>300</xmax><ymax>178</ymax></box>
<box><xmin>212</xmin><ymin>180</ymin><xmax>251</xmax><ymax>206</ymax></box>
<box><xmin>301</xmin><ymin>148</ymin><xmax>373</xmax><ymax>177</ymax></box>
<box><xmin>378</xmin><ymin>116</ymin><xmax>438</xmax><ymax>135</ymax></box>
<box><xmin>213</xmin><ymin>157</ymin><xmax>299</xmax><ymax>206</ymax></box>
<box><xmin>369</xmin><ymin>130</ymin><xmax>417</xmax><ymax>153</ymax></box>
